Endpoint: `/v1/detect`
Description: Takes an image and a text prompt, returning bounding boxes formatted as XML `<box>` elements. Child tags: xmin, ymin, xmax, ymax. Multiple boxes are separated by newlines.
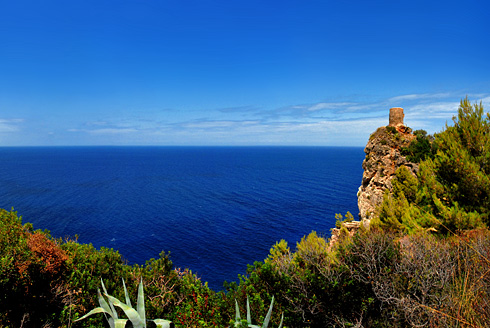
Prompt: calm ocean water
<box><xmin>0</xmin><ymin>146</ymin><xmax>364</xmax><ymax>290</ymax></box>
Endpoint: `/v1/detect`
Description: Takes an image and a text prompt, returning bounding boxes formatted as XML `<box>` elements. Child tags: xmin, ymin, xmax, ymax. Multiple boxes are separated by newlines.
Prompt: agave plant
<box><xmin>75</xmin><ymin>278</ymin><xmax>173</xmax><ymax>328</ymax></box>
<box><xmin>232</xmin><ymin>296</ymin><xmax>284</xmax><ymax>328</ymax></box>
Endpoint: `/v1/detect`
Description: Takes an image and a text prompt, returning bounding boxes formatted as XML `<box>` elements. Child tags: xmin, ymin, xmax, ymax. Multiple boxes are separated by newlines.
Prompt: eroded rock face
<box><xmin>329</xmin><ymin>219</ymin><xmax>371</xmax><ymax>247</ymax></box>
<box><xmin>357</xmin><ymin>125</ymin><xmax>417</xmax><ymax>220</ymax></box>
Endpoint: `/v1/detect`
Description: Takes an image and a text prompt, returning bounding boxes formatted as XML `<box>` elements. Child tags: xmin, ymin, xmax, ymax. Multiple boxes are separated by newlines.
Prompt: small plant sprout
<box><xmin>75</xmin><ymin>278</ymin><xmax>173</xmax><ymax>328</ymax></box>
<box><xmin>232</xmin><ymin>296</ymin><xmax>284</xmax><ymax>328</ymax></box>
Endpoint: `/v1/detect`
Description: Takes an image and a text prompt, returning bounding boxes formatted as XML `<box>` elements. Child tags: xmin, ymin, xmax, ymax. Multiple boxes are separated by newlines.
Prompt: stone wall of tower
<box><xmin>389</xmin><ymin>107</ymin><xmax>404</xmax><ymax>126</ymax></box>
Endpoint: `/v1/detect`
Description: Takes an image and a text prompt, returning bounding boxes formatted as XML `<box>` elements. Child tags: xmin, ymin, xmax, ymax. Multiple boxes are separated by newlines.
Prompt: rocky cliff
<box><xmin>330</xmin><ymin>108</ymin><xmax>418</xmax><ymax>247</ymax></box>
<box><xmin>357</xmin><ymin>108</ymin><xmax>418</xmax><ymax>221</ymax></box>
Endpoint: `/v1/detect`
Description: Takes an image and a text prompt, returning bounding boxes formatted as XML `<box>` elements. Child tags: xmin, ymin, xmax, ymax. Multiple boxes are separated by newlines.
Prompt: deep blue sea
<box><xmin>0</xmin><ymin>146</ymin><xmax>364</xmax><ymax>290</ymax></box>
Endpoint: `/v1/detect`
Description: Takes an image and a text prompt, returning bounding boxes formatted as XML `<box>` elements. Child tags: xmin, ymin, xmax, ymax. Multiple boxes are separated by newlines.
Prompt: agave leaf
<box><xmin>153</xmin><ymin>319</ymin><xmax>174</xmax><ymax>328</ymax></box>
<box><xmin>235</xmin><ymin>299</ymin><xmax>241</xmax><ymax>321</ymax></box>
<box><xmin>262</xmin><ymin>296</ymin><xmax>274</xmax><ymax>328</ymax></box>
<box><xmin>106</xmin><ymin>294</ymin><xmax>145</xmax><ymax>328</ymax></box>
<box><xmin>114</xmin><ymin>318</ymin><xmax>129</xmax><ymax>328</ymax></box>
<box><xmin>278</xmin><ymin>313</ymin><xmax>284</xmax><ymax>328</ymax></box>
<box><xmin>97</xmin><ymin>288</ymin><xmax>117</xmax><ymax>326</ymax></box>
<box><xmin>108</xmin><ymin>317</ymin><xmax>115</xmax><ymax>328</ymax></box>
<box><xmin>122</xmin><ymin>278</ymin><xmax>132</xmax><ymax>308</ymax></box>
<box><xmin>246</xmin><ymin>296</ymin><xmax>252</xmax><ymax>324</ymax></box>
<box><xmin>98</xmin><ymin>288</ymin><xmax>114</xmax><ymax>316</ymax></box>
<box><xmin>137</xmin><ymin>278</ymin><xmax>146</xmax><ymax>324</ymax></box>
<box><xmin>74</xmin><ymin>307</ymin><xmax>111</xmax><ymax>322</ymax></box>
<box><xmin>101</xmin><ymin>278</ymin><xmax>118</xmax><ymax>319</ymax></box>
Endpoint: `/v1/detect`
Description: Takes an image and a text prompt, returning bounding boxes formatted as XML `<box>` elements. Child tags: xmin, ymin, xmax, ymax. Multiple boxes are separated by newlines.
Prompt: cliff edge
<box><xmin>357</xmin><ymin>108</ymin><xmax>418</xmax><ymax>221</ymax></box>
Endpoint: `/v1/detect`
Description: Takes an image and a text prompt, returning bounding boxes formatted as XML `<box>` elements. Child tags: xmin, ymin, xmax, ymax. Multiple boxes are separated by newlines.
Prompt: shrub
<box><xmin>60</xmin><ymin>239</ymin><xmax>134</xmax><ymax>327</ymax></box>
<box><xmin>173</xmin><ymin>269</ymin><xmax>225</xmax><ymax>327</ymax></box>
<box><xmin>75</xmin><ymin>278</ymin><xmax>174</xmax><ymax>328</ymax></box>
<box><xmin>132</xmin><ymin>251</ymin><xmax>183</xmax><ymax>320</ymax></box>
<box><xmin>374</xmin><ymin>97</ymin><xmax>490</xmax><ymax>233</ymax></box>
<box><xmin>401</xmin><ymin>129</ymin><xmax>436</xmax><ymax>163</ymax></box>
<box><xmin>385</xmin><ymin>126</ymin><xmax>397</xmax><ymax>134</ymax></box>
<box><xmin>0</xmin><ymin>209</ymin><xmax>69</xmax><ymax>327</ymax></box>
<box><xmin>334</xmin><ymin>211</ymin><xmax>354</xmax><ymax>229</ymax></box>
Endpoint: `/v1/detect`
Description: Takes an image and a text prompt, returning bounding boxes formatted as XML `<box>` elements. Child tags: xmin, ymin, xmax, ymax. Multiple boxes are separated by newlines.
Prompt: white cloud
<box><xmin>481</xmin><ymin>96</ymin><xmax>490</xmax><ymax>107</ymax></box>
<box><xmin>388</xmin><ymin>93</ymin><xmax>451</xmax><ymax>102</ymax></box>
<box><xmin>88</xmin><ymin>128</ymin><xmax>138</xmax><ymax>135</ymax></box>
<box><xmin>408</xmin><ymin>101</ymin><xmax>460</xmax><ymax>118</ymax></box>
<box><xmin>0</xmin><ymin>118</ymin><xmax>23</xmax><ymax>133</ymax></box>
<box><xmin>68</xmin><ymin>127</ymin><xmax>138</xmax><ymax>134</ymax></box>
<box><xmin>86</xmin><ymin>121</ymin><xmax>109</xmax><ymax>127</ymax></box>
<box><xmin>182</xmin><ymin>120</ymin><xmax>260</xmax><ymax>129</ymax></box>
<box><xmin>56</xmin><ymin>92</ymin><xmax>490</xmax><ymax>146</ymax></box>
<box><xmin>307</xmin><ymin>102</ymin><xmax>355</xmax><ymax>111</ymax></box>
<box><xmin>147</xmin><ymin>93</ymin><xmax>489</xmax><ymax>145</ymax></box>
<box><xmin>183</xmin><ymin>121</ymin><xmax>236</xmax><ymax>129</ymax></box>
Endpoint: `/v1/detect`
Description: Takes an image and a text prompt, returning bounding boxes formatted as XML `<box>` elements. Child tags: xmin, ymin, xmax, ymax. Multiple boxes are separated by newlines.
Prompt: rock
<box><xmin>357</xmin><ymin>108</ymin><xmax>417</xmax><ymax>221</ymax></box>
<box><xmin>330</xmin><ymin>107</ymin><xmax>419</xmax><ymax>247</ymax></box>
<box><xmin>329</xmin><ymin>219</ymin><xmax>370</xmax><ymax>247</ymax></box>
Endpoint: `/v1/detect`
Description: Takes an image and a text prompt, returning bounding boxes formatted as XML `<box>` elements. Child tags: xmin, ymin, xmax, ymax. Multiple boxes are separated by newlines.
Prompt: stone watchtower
<box><xmin>389</xmin><ymin>107</ymin><xmax>404</xmax><ymax>127</ymax></box>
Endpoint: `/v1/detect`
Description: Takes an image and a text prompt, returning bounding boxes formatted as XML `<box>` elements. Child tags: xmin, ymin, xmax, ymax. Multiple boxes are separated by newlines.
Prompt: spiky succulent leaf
<box><xmin>278</xmin><ymin>313</ymin><xmax>284</xmax><ymax>328</ymax></box>
<box><xmin>114</xmin><ymin>319</ymin><xmax>129</xmax><ymax>328</ymax></box>
<box><xmin>137</xmin><ymin>278</ymin><xmax>146</xmax><ymax>324</ymax></box>
<box><xmin>246</xmin><ymin>296</ymin><xmax>252</xmax><ymax>324</ymax></box>
<box><xmin>235</xmin><ymin>299</ymin><xmax>241</xmax><ymax>321</ymax></box>
<box><xmin>74</xmin><ymin>307</ymin><xmax>111</xmax><ymax>322</ymax></box>
<box><xmin>262</xmin><ymin>296</ymin><xmax>275</xmax><ymax>328</ymax></box>
<box><xmin>97</xmin><ymin>288</ymin><xmax>117</xmax><ymax>326</ymax></box>
<box><xmin>101</xmin><ymin>278</ymin><xmax>118</xmax><ymax>319</ymax></box>
<box><xmin>108</xmin><ymin>317</ymin><xmax>115</xmax><ymax>328</ymax></box>
<box><xmin>98</xmin><ymin>288</ymin><xmax>115</xmax><ymax>316</ymax></box>
<box><xmin>106</xmin><ymin>294</ymin><xmax>145</xmax><ymax>328</ymax></box>
<box><xmin>153</xmin><ymin>319</ymin><xmax>174</xmax><ymax>328</ymax></box>
<box><xmin>122</xmin><ymin>278</ymin><xmax>132</xmax><ymax>308</ymax></box>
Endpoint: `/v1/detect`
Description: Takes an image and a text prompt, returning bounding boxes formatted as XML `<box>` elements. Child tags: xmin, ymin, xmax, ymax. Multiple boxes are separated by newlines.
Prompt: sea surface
<box><xmin>0</xmin><ymin>146</ymin><xmax>365</xmax><ymax>290</ymax></box>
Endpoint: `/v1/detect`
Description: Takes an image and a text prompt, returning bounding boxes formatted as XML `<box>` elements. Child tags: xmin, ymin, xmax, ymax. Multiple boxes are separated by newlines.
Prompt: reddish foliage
<box><xmin>27</xmin><ymin>232</ymin><xmax>68</xmax><ymax>276</ymax></box>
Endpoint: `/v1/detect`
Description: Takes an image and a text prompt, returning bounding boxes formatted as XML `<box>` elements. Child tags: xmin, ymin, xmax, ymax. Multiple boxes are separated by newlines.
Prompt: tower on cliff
<box><xmin>357</xmin><ymin>106</ymin><xmax>415</xmax><ymax>221</ymax></box>
<box><xmin>389</xmin><ymin>107</ymin><xmax>404</xmax><ymax>127</ymax></box>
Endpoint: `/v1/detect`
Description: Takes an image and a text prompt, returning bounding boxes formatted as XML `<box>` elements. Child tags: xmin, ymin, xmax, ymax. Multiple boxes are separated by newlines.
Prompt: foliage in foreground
<box><xmin>2</xmin><ymin>209</ymin><xmax>490</xmax><ymax>327</ymax></box>
<box><xmin>231</xmin><ymin>296</ymin><xmax>283</xmax><ymax>328</ymax></box>
<box><xmin>231</xmin><ymin>228</ymin><xmax>490</xmax><ymax>327</ymax></box>
<box><xmin>0</xmin><ymin>208</ymin><xmax>228</xmax><ymax>327</ymax></box>
<box><xmin>75</xmin><ymin>278</ymin><xmax>173</xmax><ymax>327</ymax></box>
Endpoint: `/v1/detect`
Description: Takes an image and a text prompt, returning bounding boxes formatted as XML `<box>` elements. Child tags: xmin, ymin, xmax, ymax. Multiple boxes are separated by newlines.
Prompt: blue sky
<box><xmin>0</xmin><ymin>0</ymin><xmax>489</xmax><ymax>146</ymax></box>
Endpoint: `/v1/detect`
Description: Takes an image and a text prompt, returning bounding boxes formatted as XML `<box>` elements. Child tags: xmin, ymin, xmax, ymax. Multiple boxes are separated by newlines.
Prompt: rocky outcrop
<box><xmin>357</xmin><ymin>108</ymin><xmax>417</xmax><ymax>221</ymax></box>
<box><xmin>329</xmin><ymin>108</ymin><xmax>418</xmax><ymax>247</ymax></box>
<box><xmin>329</xmin><ymin>219</ymin><xmax>370</xmax><ymax>247</ymax></box>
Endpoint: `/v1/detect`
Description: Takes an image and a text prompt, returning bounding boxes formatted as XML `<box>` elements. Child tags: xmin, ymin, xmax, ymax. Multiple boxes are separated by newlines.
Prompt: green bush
<box><xmin>385</xmin><ymin>125</ymin><xmax>397</xmax><ymax>134</ymax></box>
<box><xmin>401</xmin><ymin>129</ymin><xmax>436</xmax><ymax>163</ymax></box>
<box><xmin>0</xmin><ymin>209</ymin><xmax>69</xmax><ymax>327</ymax></box>
<box><xmin>172</xmin><ymin>269</ymin><xmax>226</xmax><ymax>327</ymax></box>
<box><xmin>334</xmin><ymin>211</ymin><xmax>354</xmax><ymax>229</ymax></box>
<box><xmin>375</xmin><ymin>97</ymin><xmax>490</xmax><ymax>233</ymax></box>
<box><xmin>60</xmin><ymin>239</ymin><xmax>134</xmax><ymax>327</ymax></box>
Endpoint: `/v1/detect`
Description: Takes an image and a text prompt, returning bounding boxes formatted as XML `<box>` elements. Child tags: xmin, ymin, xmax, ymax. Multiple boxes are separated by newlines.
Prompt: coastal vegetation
<box><xmin>375</xmin><ymin>97</ymin><xmax>490</xmax><ymax>233</ymax></box>
<box><xmin>1</xmin><ymin>97</ymin><xmax>489</xmax><ymax>327</ymax></box>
